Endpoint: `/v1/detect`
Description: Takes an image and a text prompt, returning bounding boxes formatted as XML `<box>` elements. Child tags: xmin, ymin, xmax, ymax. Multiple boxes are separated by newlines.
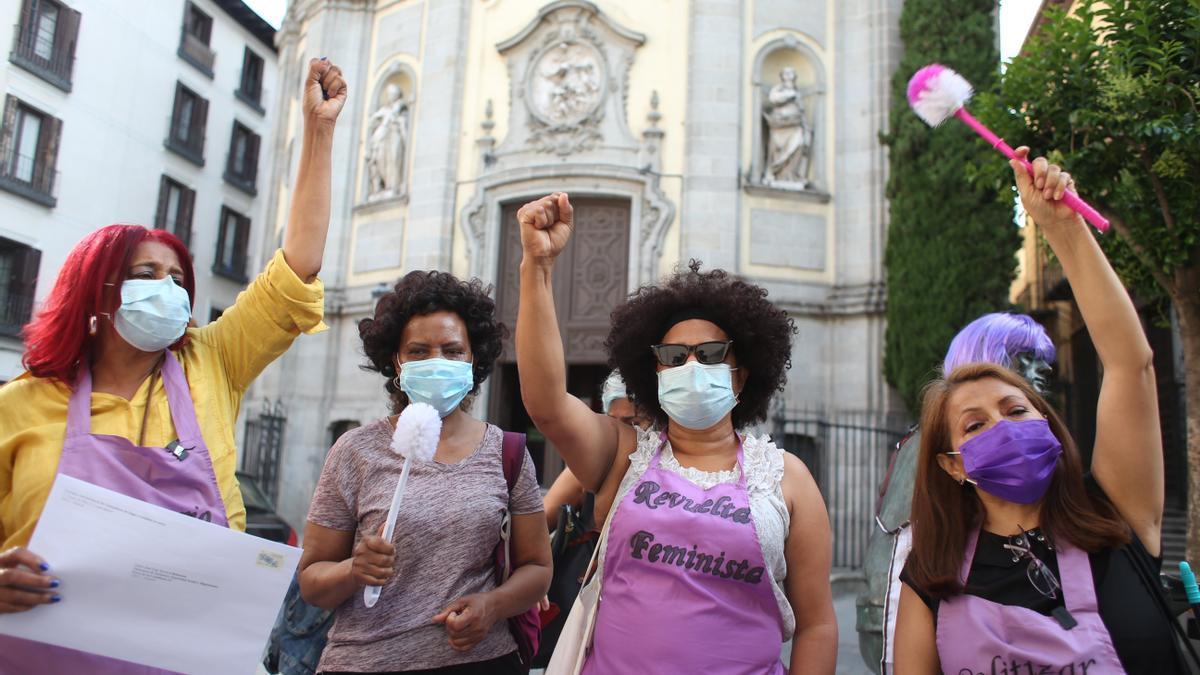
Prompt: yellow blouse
<box><xmin>0</xmin><ymin>249</ymin><xmax>325</xmax><ymax>549</ymax></box>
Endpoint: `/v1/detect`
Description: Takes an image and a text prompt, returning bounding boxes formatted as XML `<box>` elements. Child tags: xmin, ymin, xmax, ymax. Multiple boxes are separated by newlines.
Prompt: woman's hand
<box><xmin>518</xmin><ymin>193</ymin><xmax>574</xmax><ymax>266</ymax></box>
<box><xmin>303</xmin><ymin>57</ymin><xmax>347</xmax><ymax>131</ymax></box>
<box><xmin>1010</xmin><ymin>146</ymin><xmax>1085</xmax><ymax>236</ymax></box>
<box><xmin>349</xmin><ymin>526</ymin><xmax>395</xmax><ymax>587</ymax></box>
<box><xmin>432</xmin><ymin>592</ymin><xmax>500</xmax><ymax>652</ymax></box>
<box><xmin>0</xmin><ymin>547</ymin><xmax>58</xmax><ymax>614</ymax></box>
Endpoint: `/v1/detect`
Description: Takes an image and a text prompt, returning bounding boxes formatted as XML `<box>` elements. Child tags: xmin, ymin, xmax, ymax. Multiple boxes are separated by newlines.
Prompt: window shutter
<box><xmin>15</xmin><ymin>245</ymin><xmax>41</xmax><ymax>324</ymax></box>
<box><xmin>169</xmin><ymin>84</ymin><xmax>184</xmax><ymax>141</ymax></box>
<box><xmin>193</xmin><ymin>95</ymin><xmax>208</xmax><ymax>153</ymax></box>
<box><xmin>154</xmin><ymin>175</ymin><xmax>170</xmax><ymax>229</ymax></box>
<box><xmin>246</xmin><ymin>130</ymin><xmax>260</xmax><ymax>184</ymax></box>
<box><xmin>17</xmin><ymin>0</ymin><xmax>33</xmax><ymax>42</ymax></box>
<box><xmin>36</xmin><ymin>114</ymin><xmax>62</xmax><ymax>194</ymax></box>
<box><xmin>0</xmin><ymin>96</ymin><xmax>19</xmax><ymax>168</ymax></box>
<box><xmin>225</xmin><ymin>123</ymin><xmax>237</xmax><ymax>175</ymax></box>
<box><xmin>178</xmin><ymin>185</ymin><xmax>195</xmax><ymax>248</ymax></box>
<box><xmin>234</xmin><ymin>214</ymin><xmax>250</xmax><ymax>276</ymax></box>
<box><xmin>56</xmin><ymin>5</ymin><xmax>81</xmax><ymax>79</ymax></box>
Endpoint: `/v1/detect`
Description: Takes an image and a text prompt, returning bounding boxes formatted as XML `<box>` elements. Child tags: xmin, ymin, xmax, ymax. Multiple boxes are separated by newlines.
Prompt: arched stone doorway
<box><xmin>489</xmin><ymin>196</ymin><xmax>631</xmax><ymax>485</ymax></box>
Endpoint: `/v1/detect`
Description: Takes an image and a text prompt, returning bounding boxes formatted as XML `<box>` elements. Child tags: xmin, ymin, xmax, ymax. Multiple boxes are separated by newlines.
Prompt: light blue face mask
<box><xmin>113</xmin><ymin>277</ymin><xmax>192</xmax><ymax>352</ymax></box>
<box><xmin>656</xmin><ymin>361</ymin><xmax>738</xmax><ymax>430</ymax></box>
<box><xmin>397</xmin><ymin>357</ymin><xmax>475</xmax><ymax>417</ymax></box>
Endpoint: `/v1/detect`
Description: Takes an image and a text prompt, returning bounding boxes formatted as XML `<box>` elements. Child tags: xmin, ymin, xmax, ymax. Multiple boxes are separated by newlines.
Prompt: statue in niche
<box><xmin>365</xmin><ymin>83</ymin><xmax>409</xmax><ymax>201</ymax></box>
<box><xmin>762</xmin><ymin>67</ymin><xmax>814</xmax><ymax>189</ymax></box>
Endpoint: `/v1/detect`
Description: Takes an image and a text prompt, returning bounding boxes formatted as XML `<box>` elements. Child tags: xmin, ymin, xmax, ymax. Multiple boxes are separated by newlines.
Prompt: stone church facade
<box><xmin>250</xmin><ymin>0</ymin><xmax>905</xmax><ymax>529</ymax></box>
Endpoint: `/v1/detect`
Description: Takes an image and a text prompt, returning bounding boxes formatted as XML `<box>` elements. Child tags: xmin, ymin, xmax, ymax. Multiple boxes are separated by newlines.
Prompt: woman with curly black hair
<box><xmin>298</xmin><ymin>271</ymin><xmax>551</xmax><ymax>675</ymax></box>
<box><xmin>516</xmin><ymin>193</ymin><xmax>837</xmax><ymax>674</ymax></box>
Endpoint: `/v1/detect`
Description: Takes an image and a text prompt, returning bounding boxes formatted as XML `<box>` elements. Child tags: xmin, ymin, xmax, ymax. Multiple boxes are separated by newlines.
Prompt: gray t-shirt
<box><xmin>307</xmin><ymin>419</ymin><xmax>543</xmax><ymax>672</ymax></box>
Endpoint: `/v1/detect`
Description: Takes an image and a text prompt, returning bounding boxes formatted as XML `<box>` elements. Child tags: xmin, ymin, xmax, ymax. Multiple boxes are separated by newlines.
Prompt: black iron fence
<box><xmin>242</xmin><ymin>399</ymin><xmax>286</xmax><ymax>503</ymax></box>
<box><xmin>771</xmin><ymin>403</ymin><xmax>910</xmax><ymax>568</ymax></box>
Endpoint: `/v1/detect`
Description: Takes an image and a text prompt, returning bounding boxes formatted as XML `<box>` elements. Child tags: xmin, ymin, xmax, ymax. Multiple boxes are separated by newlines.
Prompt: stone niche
<box><xmin>746</xmin><ymin>35</ymin><xmax>828</xmax><ymax>199</ymax></box>
<box><xmin>492</xmin><ymin>0</ymin><xmax>645</xmax><ymax>160</ymax></box>
<box><xmin>360</xmin><ymin>65</ymin><xmax>416</xmax><ymax>206</ymax></box>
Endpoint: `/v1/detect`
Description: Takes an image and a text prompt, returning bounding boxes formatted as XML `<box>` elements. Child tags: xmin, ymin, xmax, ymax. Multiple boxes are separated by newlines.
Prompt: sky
<box><xmin>999</xmin><ymin>0</ymin><xmax>1045</xmax><ymax>62</ymax></box>
<box><xmin>243</xmin><ymin>0</ymin><xmax>286</xmax><ymax>29</ymax></box>
<box><xmin>242</xmin><ymin>0</ymin><xmax>1044</xmax><ymax>61</ymax></box>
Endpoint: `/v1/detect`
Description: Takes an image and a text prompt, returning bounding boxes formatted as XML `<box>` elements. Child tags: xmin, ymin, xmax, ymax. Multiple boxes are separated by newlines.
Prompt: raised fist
<box><xmin>303</xmin><ymin>57</ymin><xmax>347</xmax><ymax>130</ymax></box>
<box><xmin>518</xmin><ymin>192</ymin><xmax>574</xmax><ymax>265</ymax></box>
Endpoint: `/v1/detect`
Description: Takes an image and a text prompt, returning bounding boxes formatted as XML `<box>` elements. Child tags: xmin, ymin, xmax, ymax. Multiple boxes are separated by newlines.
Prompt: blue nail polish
<box><xmin>51</xmin><ymin>595</ymin><xmax>61</xmax><ymax>603</ymax></box>
<box><xmin>49</xmin><ymin>580</ymin><xmax>59</xmax><ymax>588</ymax></box>
<box><xmin>320</xmin><ymin>56</ymin><xmax>328</xmax><ymax>61</ymax></box>
<box><xmin>39</xmin><ymin>562</ymin><xmax>49</xmax><ymax>572</ymax></box>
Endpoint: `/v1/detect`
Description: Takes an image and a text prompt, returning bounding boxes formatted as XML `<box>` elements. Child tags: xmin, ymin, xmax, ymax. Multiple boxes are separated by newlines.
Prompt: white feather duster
<box><xmin>364</xmin><ymin>402</ymin><xmax>441</xmax><ymax>608</ymax></box>
<box><xmin>907</xmin><ymin>64</ymin><xmax>974</xmax><ymax>127</ymax></box>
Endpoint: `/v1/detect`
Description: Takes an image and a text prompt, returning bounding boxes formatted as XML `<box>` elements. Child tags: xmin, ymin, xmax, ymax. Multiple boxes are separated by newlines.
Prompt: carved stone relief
<box><xmin>494</xmin><ymin>1</ymin><xmax>644</xmax><ymax>159</ymax></box>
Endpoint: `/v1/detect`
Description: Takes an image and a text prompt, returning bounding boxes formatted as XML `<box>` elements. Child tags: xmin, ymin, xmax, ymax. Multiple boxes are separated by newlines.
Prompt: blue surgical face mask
<box><xmin>656</xmin><ymin>361</ymin><xmax>738</xmax><ymax>430</ymax></box>
<box><xmin>397</xmin><ymin>357</ymin><xmax>475</xmax><ymax>417</ymax></box>
<box><xmin>113</xmin><ymin>278</ymin><xmax>192</xmax><ymax>352</ymax></box>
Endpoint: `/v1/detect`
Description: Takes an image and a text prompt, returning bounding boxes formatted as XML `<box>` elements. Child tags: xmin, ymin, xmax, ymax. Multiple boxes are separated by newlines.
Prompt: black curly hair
<box><xmin>605</xmin><ymin>260</ymin><xmax>796</xmax><ymax>430</ymax></box>
<box><xmin>359</xmin><ymin>270</ymin><xmax>506</xmax><ymax>414</ymax></box>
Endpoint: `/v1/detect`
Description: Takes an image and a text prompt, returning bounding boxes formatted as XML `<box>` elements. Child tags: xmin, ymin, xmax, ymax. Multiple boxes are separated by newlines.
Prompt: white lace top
<box><xmin>597</xmin><ymin>427</ymin><xmax>795</xmax><ymax>636</ymax></box>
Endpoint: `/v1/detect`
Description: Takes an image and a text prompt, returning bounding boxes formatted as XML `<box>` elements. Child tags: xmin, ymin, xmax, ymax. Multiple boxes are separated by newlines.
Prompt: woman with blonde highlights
<box><xmin>894</xmin><ymin>149</ymin><xmax>1186</xmax><ymax>674</ymax></box>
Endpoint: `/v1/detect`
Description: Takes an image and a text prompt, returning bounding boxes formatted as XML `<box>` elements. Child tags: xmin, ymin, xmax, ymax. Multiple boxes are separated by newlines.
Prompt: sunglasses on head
<box><xmin>650</xmin><ymin>340</ymin><xmax>733</xmax><ymax>367</ymax></box>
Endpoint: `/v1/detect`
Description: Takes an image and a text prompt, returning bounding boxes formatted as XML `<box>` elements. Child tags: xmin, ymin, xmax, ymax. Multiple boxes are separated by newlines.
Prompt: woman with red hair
<box><xmin>0</xmin><ymin>58</ymin><xmax>347</xmax><ymax>673</ymax></box>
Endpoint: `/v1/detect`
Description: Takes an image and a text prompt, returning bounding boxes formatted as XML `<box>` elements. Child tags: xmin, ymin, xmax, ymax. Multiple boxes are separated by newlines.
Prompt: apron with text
<box><xmin>0</xmin><ymin>351</ymin><xmax>228</xmax><ymax>674</ymax></box>
<box><xmin>936</xmin><ymin>527</ymin><xmax>1126</xmax><ymax>675</ymax></box>
<box><xmin>582</xmin><ymin>437</ymin><xmax>786</xmax><ymax>675</ymax></box>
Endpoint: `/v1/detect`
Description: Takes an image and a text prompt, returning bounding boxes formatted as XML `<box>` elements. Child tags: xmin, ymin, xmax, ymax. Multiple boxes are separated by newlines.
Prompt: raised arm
<box><xmin>1012</xmin><ymin>148</ymin><xmax>1162</xmax><ymax>550</ymax></box>
<box><xmin>282</xmin><ymin>58</ymin><xmax>347</xmax><ymax>282</ymax></box>
<box><xmin>515</xmin><ymin>193</ymin><xmax>633</xmax><ymax>490</ymax></box>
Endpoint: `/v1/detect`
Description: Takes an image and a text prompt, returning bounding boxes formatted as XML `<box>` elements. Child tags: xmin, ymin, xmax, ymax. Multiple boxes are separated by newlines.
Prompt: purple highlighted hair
<box><xmin>943</xmin><ymin>313</ymin><xmax>1055</xmax><ymax>373</ymax></box>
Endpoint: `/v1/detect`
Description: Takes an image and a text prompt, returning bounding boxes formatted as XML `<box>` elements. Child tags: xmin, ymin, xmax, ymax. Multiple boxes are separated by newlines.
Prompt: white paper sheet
<box><xmin>0</xmin><ymin>475</ymin><xmax>300</xmax><ymax>674</ymax></box>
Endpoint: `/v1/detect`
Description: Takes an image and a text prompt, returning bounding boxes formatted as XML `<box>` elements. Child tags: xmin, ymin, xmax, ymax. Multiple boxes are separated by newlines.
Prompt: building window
<box><xmin>10</xmin><ymin>0</ymin><xmax>80</xmax><ymax>91</ymax></box>
<box><xmin>0</xmin><ymin>95</ymin><xmax>61</xmax><ymax>207</ymax></box>
<box><xmin>223</xmin><ymin>122</ymin><xmax>260</xmax><ymax>195</ymax></box>
<box><xmin>214</xmin><ymin>206</ymin><xmax>250</xmax><ymax>281</ymax></box>
<box><xmin>165</xmin><ymin>82</ymin><xmax>208</xmax><ymax>166</ymax></box>
<box><xmin>208</xmin><ymin>306</ymin><xmax>224</xmax><ymax>324</ymax></box>
<box><xmin>236</xmin><ymin>47</ymin><xmax>265</xmax><ymax>113</ymax></box>
<box><xmin>177</xmin><ymin>1</ymin><xmax>214</xmax><ymax>77</ymax></box>
<box><xmin>0</xmin><ymin>237</ymin><xmax>41</xmax><ymax>337</ymax></box>
<box><xmin>154</xmin><ymin>175</ymin><xmax>196</xmax><ymax>247</ymax></box>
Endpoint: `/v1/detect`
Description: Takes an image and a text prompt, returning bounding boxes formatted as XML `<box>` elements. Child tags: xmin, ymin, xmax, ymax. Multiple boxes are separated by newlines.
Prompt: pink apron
<box><xmin>936</xmin><ymin>528</ymin><xmax>1126</xmax><ymax>674</ymax></box>
<box><xmin>582</xmin><ymin>436</ymin><xmax>786</xmax><ymax>675</ymax></box>
<box><xmin>0</xmin><ymin>351</ymin><xmax>228</xmax><ymax>674</ymax></box>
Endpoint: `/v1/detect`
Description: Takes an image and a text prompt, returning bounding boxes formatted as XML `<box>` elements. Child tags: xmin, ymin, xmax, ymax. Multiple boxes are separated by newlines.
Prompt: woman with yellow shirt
<box><xmin>0</xmin><ymin>57</ymin><xmax>346</xmax><ymax>673</ymax></box>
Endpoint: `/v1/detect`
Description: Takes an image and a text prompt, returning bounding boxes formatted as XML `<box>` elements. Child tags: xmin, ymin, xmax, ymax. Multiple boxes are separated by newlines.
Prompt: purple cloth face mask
<box><xmin>951</xmin><ymin>419</ymin><xmax>1063</xmax><ymax>504</ymax></box>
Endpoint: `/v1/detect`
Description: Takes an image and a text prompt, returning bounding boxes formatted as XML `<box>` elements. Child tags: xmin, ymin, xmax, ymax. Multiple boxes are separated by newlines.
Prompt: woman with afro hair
<box><xmin>516</xmin><ymin>193</ymin><xmax>837</xmax><ymax>674</ymax></box>
<box><xmin>298</xmin><ymin>270</ymin><xmax>551</xmax><ymax>675</ymax></box>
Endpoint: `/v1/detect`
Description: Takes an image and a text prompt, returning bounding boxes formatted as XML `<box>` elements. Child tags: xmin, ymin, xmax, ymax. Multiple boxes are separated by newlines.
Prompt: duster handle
<box><xmin>954</xmin><ymin>108</ymin><xmax>1109</xmax><ymax>233</ymax></box>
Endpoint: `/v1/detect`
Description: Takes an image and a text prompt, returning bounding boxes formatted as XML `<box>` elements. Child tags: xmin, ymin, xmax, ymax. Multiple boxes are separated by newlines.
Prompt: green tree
<box><xmin>883</xmin><ymin>0</ymin><xmax>1021</xmax><ymax>412</ymax></box>
<box><xmin>975</xmin><ymin>0</ymin><xmax>1200</xmax><ymax>558</ymax></box>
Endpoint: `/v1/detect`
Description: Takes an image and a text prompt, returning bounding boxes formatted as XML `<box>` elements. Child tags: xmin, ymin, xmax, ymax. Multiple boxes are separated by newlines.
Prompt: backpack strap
<box><xmin>499</xmin><ymin>431</ymin><xmax>527</xmax><ymax>582</ymax></box>
<box><xmin>501</xmin><ymin>431</ymin><xmax>527</xmax><ymax>492</ymax></box>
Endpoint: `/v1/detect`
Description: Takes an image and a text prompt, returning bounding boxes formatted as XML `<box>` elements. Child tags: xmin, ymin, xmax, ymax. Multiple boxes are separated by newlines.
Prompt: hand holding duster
<box><xmin>363</xmin><ymin>402</ymin><xmax>441</xmax><ymax>608</ymax></box>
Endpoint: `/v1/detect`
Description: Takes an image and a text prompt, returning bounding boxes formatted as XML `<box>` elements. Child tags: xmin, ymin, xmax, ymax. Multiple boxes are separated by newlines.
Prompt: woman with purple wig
<box><xmin>867</xmin><ymin>312</ymin><xmax>1057</xmax><ymax>673</ymax></box>
<box><xmin>894</xmin><ymin>150</ymin><xmax>1186</xmax><ymax>673</ymax></box>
